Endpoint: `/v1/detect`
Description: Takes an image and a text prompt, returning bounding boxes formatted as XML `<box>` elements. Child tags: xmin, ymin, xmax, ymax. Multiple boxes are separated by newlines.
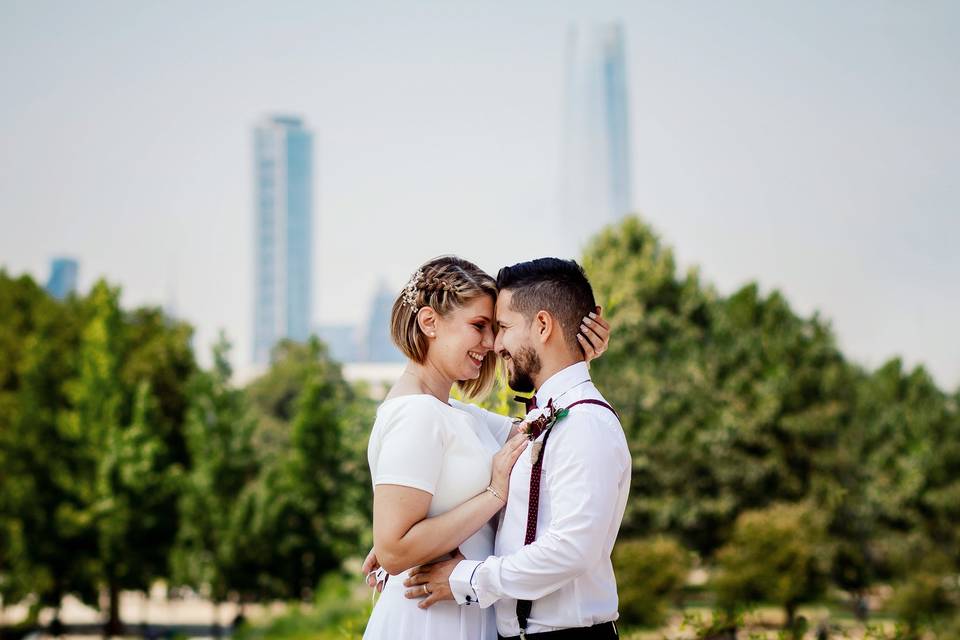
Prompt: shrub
<box><xmin>613</xmin><ymin>536</ymin><xmax>690</xmax><ymax>628</ymax></box>
<box><xmin>712</xmin><ymin>502</ymin><xmax>828</xmax><ymax>635</ymax></box>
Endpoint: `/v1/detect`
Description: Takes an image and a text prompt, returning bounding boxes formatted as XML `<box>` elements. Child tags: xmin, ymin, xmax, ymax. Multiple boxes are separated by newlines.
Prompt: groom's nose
<box><xmin>493</xmin><ymin>329</ymin><xmax>504</xmax><ymax>354</ymax></box>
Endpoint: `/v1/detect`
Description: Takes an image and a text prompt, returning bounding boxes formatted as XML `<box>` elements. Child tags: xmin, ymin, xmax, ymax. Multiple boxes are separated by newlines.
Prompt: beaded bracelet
<box><xmin>485</xmin><ymin>485</ymin><xmax>505</xmax><ymax>502</ymax></box>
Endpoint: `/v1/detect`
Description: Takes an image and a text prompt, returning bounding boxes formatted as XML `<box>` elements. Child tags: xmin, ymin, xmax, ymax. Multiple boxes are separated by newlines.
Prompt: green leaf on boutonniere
<box><xmin>554</xmin><ymin>408</ymin><xmax>569</xmax><ymax>422</ymax></box>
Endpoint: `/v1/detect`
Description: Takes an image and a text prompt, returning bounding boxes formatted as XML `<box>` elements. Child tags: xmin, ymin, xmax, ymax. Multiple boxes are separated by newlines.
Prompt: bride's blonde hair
<box><xmin>390</xmin><ymin>256</ymin><xmax>498</xmax><ymax>399</ymax></box>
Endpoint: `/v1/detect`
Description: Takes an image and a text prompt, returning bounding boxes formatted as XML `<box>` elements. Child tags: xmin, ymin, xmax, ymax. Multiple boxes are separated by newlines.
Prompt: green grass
<box><xmin>236</xmin><ymin>576</ymin><xmax>937</xmax><ymax>640</ymax></box>
<box><xmin>234</xmin><ymin>574</ymin><xmax>371</xmax><ymax>640</ymax></box>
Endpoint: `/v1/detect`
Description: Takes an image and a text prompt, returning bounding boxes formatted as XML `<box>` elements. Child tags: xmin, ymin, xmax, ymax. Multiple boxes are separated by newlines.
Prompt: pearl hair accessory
<box><xmin>402</xmin><ymin>269</ymin><xmax>424</xmax><ymax>310</ymax></box>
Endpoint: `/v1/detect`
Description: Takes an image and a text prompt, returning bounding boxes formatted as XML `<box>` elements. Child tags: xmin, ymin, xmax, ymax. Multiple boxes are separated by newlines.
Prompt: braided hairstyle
<box><xmin>391</xmin><ymin>256</ymin><xmax>498</xmax><ymax>399</ymax></box>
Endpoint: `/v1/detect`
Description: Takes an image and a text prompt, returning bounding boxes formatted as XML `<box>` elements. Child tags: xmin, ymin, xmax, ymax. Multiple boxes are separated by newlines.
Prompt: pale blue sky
<box><xmin>1</xmin><ymin>1</ymin><xmax>958</xmax><ymax>386</ymax></box>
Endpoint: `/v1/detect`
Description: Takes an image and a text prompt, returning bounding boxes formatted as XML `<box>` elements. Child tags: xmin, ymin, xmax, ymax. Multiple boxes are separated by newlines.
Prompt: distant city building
<box><xmin>45</xmin><ymin>257</ymin><xmax>78</xmax><ymax>300</ymax></box>
<box><xmin>164</xmin><ymin>274</ymin><xmax>180</xmax><ymax>320</ymax></box>
<box><xmin>559</xmin><ymin>22</ymin><xmax>633</xmax><ymax>257</ymax></box>
<box><xmin>252</xmin><ymin>115</ymin><xmax>314</xmax><ymax>364</ymax></box>
<box><xmin>313</xmin><ymin>283</ymin><xmax>405</xmax><ymax>367</ymax></box>
<box><xmin>316</xmin><ymin>324</ymin><xmax>361</xmax><ymax>363</ymax></box>
<box><xmin>364</xmin><ymin>280</ymin><xmax>404</xmax><ymax>363</ymax></box>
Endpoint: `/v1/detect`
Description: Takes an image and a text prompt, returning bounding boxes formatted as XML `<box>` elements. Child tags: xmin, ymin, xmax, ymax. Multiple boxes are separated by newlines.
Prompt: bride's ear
<box><xmin>417</xmin><ymin>307</ymin><xmax>438</xmax><ymax>338</ymax></box>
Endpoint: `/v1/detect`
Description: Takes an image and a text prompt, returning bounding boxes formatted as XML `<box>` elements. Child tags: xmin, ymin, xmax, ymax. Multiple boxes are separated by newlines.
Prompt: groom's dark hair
<box><xmin>496</xmin><ymin>257</ymin><xmax>596</xmax><ymax>354</ymax></box>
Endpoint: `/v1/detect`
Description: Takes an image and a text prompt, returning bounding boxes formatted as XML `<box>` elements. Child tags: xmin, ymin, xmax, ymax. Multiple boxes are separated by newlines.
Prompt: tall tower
<box><xmin>365</xmin><ymin>280</ymin><xmax>404</xmax><ymax>363</ymax></box>
<box><xmin>45</xmin><ymin>257</ymin><xmax>78</xmax><ymax>300</ymax></box>
<box><xmin>252</xmin><ymin>115</ymin><xmax>314</xmax><ymax>365</ymax></box>
<box><xmin>559</xmin><ymin>22</ymin><xmax>633</xmax><ymax>257</ymax></box>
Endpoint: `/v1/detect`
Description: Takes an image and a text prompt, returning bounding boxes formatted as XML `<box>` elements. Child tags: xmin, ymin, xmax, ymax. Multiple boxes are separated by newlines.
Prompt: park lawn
<box><xmin>619</xmin><ymin>603</ymin><xmax>904</xmax><ymax>640</ymax></box>
<box><xmin>236</xmin><ymin>574</ymin><xmax>910</xmax><ymax>640</ymax></box>
<box><xmin>241</xmin><ymin>597</ymin><xmax>907</xmax><ymax>640</ymax></box>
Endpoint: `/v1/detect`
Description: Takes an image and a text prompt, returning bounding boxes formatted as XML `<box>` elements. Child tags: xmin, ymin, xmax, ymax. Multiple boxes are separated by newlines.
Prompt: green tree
<box><xmin>57</xmin><ymin>280</ymin><xmax>127</xmax><ymax>633</ymax></box>
<box><xmin>881</xmin><ymin>534</ymin><xmax>959</xmax><ymax>638</ymax></box>
<box><xmin>582</xmin><ymin>217</ymin><xmax>725</xmax><ymax>552</ymax></box>
<box><xmin>56</xmin><ymin>281</ymin><xmax>192</xmax><ymax>635</ymax></box>
<box><xmin>118</xmin><ymin>307</ymin><xmax>197</xmax><ymax>602</ymax></box>
<box><xmin>0</xmin><ymin>272</ymin><xmax>93</xmax><ymax>622</ymax></box>
<box><xmin>856</xmin><ymin>361</ymin><xmax>960</xmax><ymax>572</ymax></box>
<box><xmin>239</xmin><ymin>337</ymin><xmax>374</xmax><ymax>599</ymax></box>
<box><xmin>120</xmin><ymin>306</ymin><xmax>196</xmax><ymax>471</ymax></box>
<box><xmin>583</xmin><ymin>217</ymin><xmax>856</xmax><ymax>557</ymax></box>
<box><xmin>173</xmin><ymin>333</ymin><xmax>259</xmax><ymax>623</ymax></box>
<box><xmin>613</xmin><ymin>536</ymin><xmax>690</xmax><ymax>628</ymax></box>
<box><xmin>286</xmin><ymin>345</ymin><xmax>370</xmax><ymax>566</ymax></box>
<box><xmin>105</xmin><ymin>378</ymin><xmax>181</xmax><ymax>588</ymax></box>
<box><xmin>713</xmin><ymin>502</ymin><xmax>829</xmax><ymax>636</ymax></box>
<box><xmin>849</xmin><ymin>361</ymin><xmax>960</xmax><ymax>628</ymax></box>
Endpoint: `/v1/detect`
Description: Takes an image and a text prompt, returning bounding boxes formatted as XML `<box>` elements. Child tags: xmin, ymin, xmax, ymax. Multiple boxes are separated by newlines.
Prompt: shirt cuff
<box><xmin>449</xmin><ymin>560</ymin><xmax>482</xmax><ymax>606</ymax></box>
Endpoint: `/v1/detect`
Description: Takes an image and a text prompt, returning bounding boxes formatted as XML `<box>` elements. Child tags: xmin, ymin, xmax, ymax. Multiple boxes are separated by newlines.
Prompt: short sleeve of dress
<box><xmin>373</xmin><ymin>398</ymin><xmax>446</xmax><ymax>495</ymax></box>
<box><xmin>449</xmin><ymin>399</ymin><xmax>514</xmax><ymax>446</ymax></box>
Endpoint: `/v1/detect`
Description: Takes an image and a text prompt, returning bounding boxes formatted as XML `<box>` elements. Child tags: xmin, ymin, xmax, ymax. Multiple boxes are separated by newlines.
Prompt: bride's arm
<box><xmin>373</xmin><ymin>432</ymin><xmax>528</xmax><ymax>575</ymax></box>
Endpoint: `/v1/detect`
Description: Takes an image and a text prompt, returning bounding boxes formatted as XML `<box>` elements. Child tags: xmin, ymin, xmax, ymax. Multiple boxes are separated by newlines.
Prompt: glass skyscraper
<box><xmin>252</xmin><ymin>115</ymin><xmax>314</xmax><ymax>365</ymax></box>
<box><xmin>365</xmin><ymin>281</ymin><xmax>404</xmax><ymax>363</ymax></box>
<box><xmin>559</xmin><ymin>22</ymin><xmax>633</xmax><ymax>257</ymax></box>
<box><xmin>45</xmin><ymin>257</ymin><xmax>78</xmax><ymax>300</ymax></box>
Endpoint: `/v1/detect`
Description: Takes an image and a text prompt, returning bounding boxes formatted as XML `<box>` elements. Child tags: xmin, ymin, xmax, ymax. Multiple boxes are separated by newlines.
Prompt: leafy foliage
<box><xmin>713</xmin><ymin>502</ymin><xmax>829</xmax><ymax>631</ymax></box>
<box><xmin>2</xmin><ymin>213</ymin><xmax>959</xmax><ymax>637</ymax></box>
<box><xmin>613</xmin><ymin>536</ymin><xmax>690</xmax><ymax>628</ymax></box>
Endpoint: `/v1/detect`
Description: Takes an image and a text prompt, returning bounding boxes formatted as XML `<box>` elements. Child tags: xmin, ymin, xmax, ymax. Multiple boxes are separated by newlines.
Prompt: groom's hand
<box><xmin>403</xmin><ymin>549</ymin><xmax>465</xmax><ymax>609</ymax></box>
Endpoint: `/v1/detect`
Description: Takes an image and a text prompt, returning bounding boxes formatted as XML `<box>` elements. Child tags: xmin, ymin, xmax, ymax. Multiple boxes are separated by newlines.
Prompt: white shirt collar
<box><xmin>534</xmin><ymin>360</ymin><xmax>591</xmax><ymax>407</ymax></box>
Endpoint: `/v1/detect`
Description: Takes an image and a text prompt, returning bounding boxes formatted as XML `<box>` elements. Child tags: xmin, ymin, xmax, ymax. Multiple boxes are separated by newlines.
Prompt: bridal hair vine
<box><xmin>402</xmin><ymin>269</ymin><xmax>424</xmax><ymax>311</ymax></box>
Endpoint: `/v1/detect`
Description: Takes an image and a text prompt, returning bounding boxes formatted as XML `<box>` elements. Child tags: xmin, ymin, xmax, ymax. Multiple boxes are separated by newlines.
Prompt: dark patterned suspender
<box><xmin>516</xmin><ymin>398</ymin><xmax>618</xmax><ymax>637</ymax></box>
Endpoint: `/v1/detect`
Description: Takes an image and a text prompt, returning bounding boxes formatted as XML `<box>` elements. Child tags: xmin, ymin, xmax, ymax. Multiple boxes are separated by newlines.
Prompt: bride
<box><xmin>361</xmin><ymin>256</ymin><xmax>609</xmax><ymax>640</ymax></box>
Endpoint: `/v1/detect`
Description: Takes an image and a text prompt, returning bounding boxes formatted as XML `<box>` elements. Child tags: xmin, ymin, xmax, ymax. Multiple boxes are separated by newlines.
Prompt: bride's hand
<box><xmin>508</xmin><ymin>419</ymin><xmax>532</xmax><ymax>440</ymax></box>
<box><xmin>490</xmin><ymin>432</ymin><xmax>529</xmax><ymax>503</ymax></box>
<box><xmin>362</xmin><ymin>546</ymin><xmax>388</xmax><ymax>592</ymax></box>
<box><xmin>578</xmin><ymin>306</ymin><xmax>610</xmax><ymax>362</ymax></box>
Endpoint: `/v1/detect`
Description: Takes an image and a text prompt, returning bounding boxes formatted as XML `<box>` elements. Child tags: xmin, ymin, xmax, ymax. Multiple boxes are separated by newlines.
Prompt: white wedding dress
<box><xmin>364</xmin><ymin>395</ymin><xmax>513</xmax><ymax>640</ymax></box>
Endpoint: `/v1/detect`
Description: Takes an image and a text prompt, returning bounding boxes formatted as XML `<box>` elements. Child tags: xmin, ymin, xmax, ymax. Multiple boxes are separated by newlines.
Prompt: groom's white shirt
<box><xmin>450</xmin><ymin>361</ymin><xmax>631</xmax><ymax>636</ymax></box>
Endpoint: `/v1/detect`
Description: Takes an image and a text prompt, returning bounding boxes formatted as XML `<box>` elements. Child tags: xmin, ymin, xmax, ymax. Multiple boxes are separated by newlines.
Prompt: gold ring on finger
<box><xmin>422</xmin><ymin>584</ymin><xmax>428</xmax><ymax>596</ymax></box>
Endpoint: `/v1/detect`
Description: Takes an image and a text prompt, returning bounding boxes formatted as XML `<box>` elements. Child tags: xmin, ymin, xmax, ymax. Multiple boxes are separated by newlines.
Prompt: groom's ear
<box><xmin>534</xmin><ymin>310</ymin><xmax>555</xmax><ymax>345</ymax></box>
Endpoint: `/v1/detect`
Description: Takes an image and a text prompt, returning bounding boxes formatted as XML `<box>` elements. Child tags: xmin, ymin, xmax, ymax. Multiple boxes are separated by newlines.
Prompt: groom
<box><xmin>402</xmin><ymin>257</ymin><xmax>631</xmax><ymax>639</ymax></box>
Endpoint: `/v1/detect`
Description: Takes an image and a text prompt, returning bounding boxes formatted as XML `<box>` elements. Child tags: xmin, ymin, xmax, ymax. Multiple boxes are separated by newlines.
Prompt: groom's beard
<box><xmin>506</xmin><ymin>346</ymin><xmax>541</xmax><ymax>393</ymax></box>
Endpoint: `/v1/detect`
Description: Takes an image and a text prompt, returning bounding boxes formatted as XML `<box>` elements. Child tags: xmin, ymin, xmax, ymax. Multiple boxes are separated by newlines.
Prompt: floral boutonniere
<box><xmin>523</xmin><ymin>401</ymin><xmax>570</xmax><ymax>464</ymax></box>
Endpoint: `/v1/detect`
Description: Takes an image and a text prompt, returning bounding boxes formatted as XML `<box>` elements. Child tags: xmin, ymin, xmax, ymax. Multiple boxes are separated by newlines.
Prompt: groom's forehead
<box><xmin>494</xmin><ymin>290</ymin><xmax>513</xmax><ymax>316</ymax></box>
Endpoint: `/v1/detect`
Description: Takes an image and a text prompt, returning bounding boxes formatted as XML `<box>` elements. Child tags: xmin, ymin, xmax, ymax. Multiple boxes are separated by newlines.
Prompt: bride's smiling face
<box><xmin>422</xmin><ymin>294</ymin><xmax>496</xmax><ymax>382</ymax></box>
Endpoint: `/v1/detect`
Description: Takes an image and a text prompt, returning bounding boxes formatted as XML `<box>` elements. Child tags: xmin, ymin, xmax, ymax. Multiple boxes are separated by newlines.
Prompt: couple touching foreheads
<box><xmin>361</xmin><ymin>256</ymin><xmax>631</xmax><ymax>640</ymax></box>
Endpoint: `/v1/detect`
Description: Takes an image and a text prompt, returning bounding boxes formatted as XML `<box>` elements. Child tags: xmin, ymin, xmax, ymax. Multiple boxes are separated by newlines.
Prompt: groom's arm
<box><xmin>449</xmin><ymin>415</ymin><xmax>626</xmax><ymax>608</ymax></box>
